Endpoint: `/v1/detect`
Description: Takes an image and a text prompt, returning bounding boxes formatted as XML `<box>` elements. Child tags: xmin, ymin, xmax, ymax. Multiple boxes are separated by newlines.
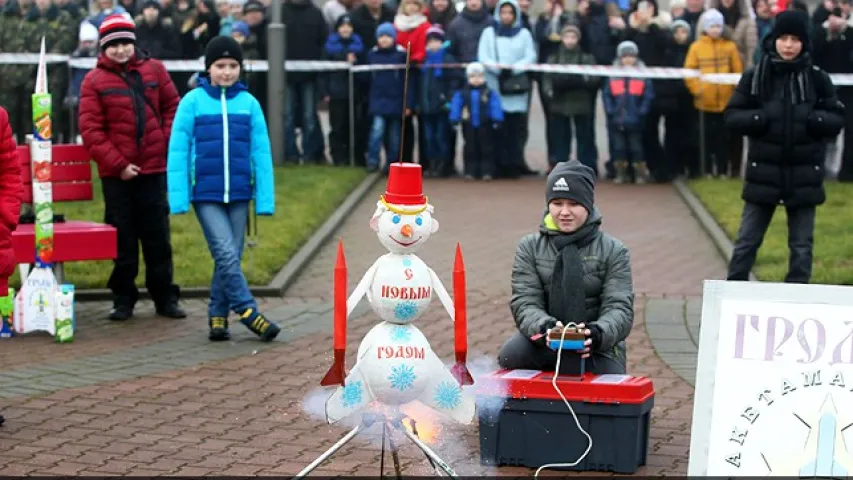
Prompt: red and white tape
<box><xmin>2</xmin><ymin>53</ymin><xmax>852</xmax><ymax>86</ymax></box>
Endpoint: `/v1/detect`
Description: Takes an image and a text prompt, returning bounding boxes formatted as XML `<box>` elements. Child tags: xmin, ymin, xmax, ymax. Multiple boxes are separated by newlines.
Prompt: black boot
<box><xmin>208</xmin><ymin>316</ymin><xmax>230</xmax><ymax>341</ymax></box>
<box><xmin>0</xmin><ymin>413</ymin><xmax>5</xmax><ymax>426</ymax></box>
<box><xmin>155</xmin><ymin>285</ymin><xmax>187</xmax><ymax>319</ymax></box>
<box><xmin>108</xmin><ymin>298</ymin><xmax>134</xmax><ymax>321</ymax></box>
<box><xmin>156</xmin><ymin>301</ymin><xmax>186</xmax><ymax>319</ymax></box>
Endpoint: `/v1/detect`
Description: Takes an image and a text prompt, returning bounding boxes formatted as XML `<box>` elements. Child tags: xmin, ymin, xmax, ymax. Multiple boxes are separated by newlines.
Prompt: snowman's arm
<box><xmin>347</xmin><ymin>260</ymin><xmax>379</xmax><ymax>317</ymax></box>
<box><xmin>428</xmin><ymin>267</ymin><xmax>455</xmax><ymax>322</ymax></box>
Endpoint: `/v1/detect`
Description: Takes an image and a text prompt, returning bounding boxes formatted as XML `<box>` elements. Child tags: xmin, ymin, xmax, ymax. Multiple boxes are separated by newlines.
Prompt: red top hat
<box><xmin>383</xmin><ymin>162</ymin><xmax>426</xmax><ymax>205</ymax></box>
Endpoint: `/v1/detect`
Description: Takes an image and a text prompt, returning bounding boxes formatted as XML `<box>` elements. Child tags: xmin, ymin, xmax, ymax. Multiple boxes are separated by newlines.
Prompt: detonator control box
<box><xmin>476</xmin><ymin>369</ymin><xmax>654</xmax><ymax>474</ymax></box>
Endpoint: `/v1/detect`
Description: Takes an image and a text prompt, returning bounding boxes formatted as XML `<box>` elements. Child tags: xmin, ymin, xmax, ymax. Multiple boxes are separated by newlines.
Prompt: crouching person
<box><xmin>498</xmin><ymin>160</ymin><xmax>634</xmax><ymax>375</ymax></box>
<box><xmin>167</xmin><ymin>37</ymin><xmax>281</xmax><ymax>342</ymax></box>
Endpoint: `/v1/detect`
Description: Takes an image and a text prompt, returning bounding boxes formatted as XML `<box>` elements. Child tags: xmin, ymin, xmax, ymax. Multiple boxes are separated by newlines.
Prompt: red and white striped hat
<box><xmin>98</xmin><ymin>13</ymin><xmax>136</xmax><ymax>50</ymax></box>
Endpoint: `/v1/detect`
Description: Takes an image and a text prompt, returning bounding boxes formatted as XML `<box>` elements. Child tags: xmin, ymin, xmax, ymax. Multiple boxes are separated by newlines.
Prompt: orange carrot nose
<box><xmin>400</xmin><ymin>224</ymin><xmax>413</xmax><ymax>237</ymax></box>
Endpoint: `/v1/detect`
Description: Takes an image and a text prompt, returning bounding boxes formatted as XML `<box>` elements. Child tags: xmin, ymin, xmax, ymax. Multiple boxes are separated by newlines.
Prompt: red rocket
<box><xmin>320</xmin><ymin>239</ymin><xmax>348</xmax><ymax>387</ymax></box>
<box><xmin>451</xmin><ymin>243</ymin><xmax>474</xmax><ymax>386</ymax></box>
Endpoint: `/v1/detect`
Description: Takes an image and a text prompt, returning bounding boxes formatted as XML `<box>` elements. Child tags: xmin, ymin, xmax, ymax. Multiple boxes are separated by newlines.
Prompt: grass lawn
<box><xmin>10</xmin><ymin>165</ymin><xmax>368</xmax><ymax>290</ymax></box>
<box><xmin>688</xmin><ymin>178</ymin><xmax>853</xmax><ymax>285</ymax></box>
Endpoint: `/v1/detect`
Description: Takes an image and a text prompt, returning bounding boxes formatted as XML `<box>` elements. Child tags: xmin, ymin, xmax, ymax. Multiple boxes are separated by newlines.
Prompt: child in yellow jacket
<box><xmin>684</xmin><ymin>8</ymin><xmax>743</xmax><ymax>177</ymax></box>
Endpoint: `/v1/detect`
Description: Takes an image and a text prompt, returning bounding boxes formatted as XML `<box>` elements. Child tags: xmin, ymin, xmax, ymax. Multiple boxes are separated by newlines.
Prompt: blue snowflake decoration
<box><xmin>388</xmin><ymin>364</ymin><xmax>416</xmax><ymax>391</ymax></box>
<box><xmin>402</xmin><ymin>257</ymin><xmax>412</xmax><ymax>267</ymax></box>
<box><xmin>390</xmin><ymin>325</ymin><xmax>412</xmax><ymax>343</ymax></box>
<box><xmin>394</xmin><ymin>301</ymin><xmax>418</xmax><ymax>322</ymax></box>
<box><xmin>434</xmin><ymin>381</ymin><xmax>462</xmax><ymax>410</ymax></box>
<box><xmin>340</xmin><ymin>380</ymin><xmax>363</xmax><ymax>408</ymax></box>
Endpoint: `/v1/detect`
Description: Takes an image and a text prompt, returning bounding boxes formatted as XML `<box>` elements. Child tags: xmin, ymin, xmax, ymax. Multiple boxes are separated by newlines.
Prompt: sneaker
<box><xmin>482</xmin><ymin>175</ymin><xmax>492</xmax><ymax>181</ymax></box>
<box><xmin>239</xmin><ymin>308</ymin><xmax>281</xmax><ymax>342</ymax></box>
<box><xmin>209</xmin><ymin>316</ymin><xmax>230</xmax><ymax>341</ymax></box>
<box><xmin>108</xmin><ymin>304</ymin><xmax>133</xmax><ymax>321</ymax></box>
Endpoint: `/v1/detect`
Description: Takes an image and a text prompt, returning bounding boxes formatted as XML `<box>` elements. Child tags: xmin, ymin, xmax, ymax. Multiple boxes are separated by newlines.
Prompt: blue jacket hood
<box><xmin>197</xmin><ymin>75</ymin><xmax>248</xmax><ymax>100</ymax></box>
<box><xmin>493</xmin><ymin>0</ymin><xmax>522</xmax><ymax>29</ymax></box>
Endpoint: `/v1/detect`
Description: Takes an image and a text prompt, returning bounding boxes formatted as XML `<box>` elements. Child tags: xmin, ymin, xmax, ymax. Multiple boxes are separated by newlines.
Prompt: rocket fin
<box><xmin>416</xmin><ymin>355</ymin><xmax>475</xmax><ymax>425</ymax></box>
<box><xmin>325</xmin><ymin>362</ymin><xmax>374</xmax><ymax>424</ymax></box>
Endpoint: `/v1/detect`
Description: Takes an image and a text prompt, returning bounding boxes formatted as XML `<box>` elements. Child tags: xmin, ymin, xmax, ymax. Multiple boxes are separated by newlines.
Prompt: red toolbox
<box><xmin>476</xmin><ymin>369</ymin><xmax>655</xmax><ymax>474</ymax></box>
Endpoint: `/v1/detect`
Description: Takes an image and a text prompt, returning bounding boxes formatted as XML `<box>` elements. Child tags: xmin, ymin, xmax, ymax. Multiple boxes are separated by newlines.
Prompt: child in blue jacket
<box><xmin>419</xmin><ymin>25</ymin><xmax>462</xmax><ymax>178</ymax></box>
<box><xmin>449</xmin><ymin>62</ymin><xmax>503</xmax><ymax>181</ymax></box>
<box><xmin>364</xmin><ymin>22</ymin><xmax>416</xmax><ymax>174</ymax></box>
<box><xmin>602</xmin><ymin>40</ymin><xmax>654</xmax><ymax>184</ymax></box>
<box><xmin>167</xmin><ymin>36</ymin><xmax>280</xmax><ymax>343</ymax></box>
<box><xmin>322</xmin><ymin>14</ymin><xmax>365</xmax><ymax>166</ymax></box>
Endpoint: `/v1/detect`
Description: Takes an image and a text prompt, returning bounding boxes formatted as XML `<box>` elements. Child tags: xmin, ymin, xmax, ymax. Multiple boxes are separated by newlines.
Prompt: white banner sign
<box><xmin>689</xmin><ymin>280</ymin><xmax>853</xmax><ymax>477</ymax></box>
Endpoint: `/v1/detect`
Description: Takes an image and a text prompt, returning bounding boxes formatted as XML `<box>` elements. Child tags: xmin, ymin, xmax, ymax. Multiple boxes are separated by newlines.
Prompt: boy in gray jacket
<box><xmin>498</xmin><ymin>160</ymin><xmax>634</xmax><ymax>374</ymax></box>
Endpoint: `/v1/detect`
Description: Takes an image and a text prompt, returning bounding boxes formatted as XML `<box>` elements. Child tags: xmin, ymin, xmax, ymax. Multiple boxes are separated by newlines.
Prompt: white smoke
<box><xmin>299</xmin><ymin>352</ymin><xmax>513</xmax><ymax>475</ymax></box>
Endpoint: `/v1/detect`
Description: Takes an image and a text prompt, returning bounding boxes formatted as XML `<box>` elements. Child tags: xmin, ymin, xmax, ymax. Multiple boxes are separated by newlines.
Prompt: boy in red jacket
<box><xmin>0</xmin><ymin>106</ymin><xmax>23</xmax><ymax>427</ymax></box>
<box><xmin>79</xmin><ymin>14</ymin><xmax>186</xmax><ymax>321</ymax></box>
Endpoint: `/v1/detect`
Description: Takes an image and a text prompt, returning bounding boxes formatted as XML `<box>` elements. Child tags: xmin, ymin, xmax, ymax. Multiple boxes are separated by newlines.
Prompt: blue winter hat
<box><xmin>231</xmin><ymin>21</ymin><xmax>249</xmax><ymax>37</ymax></box>
<box><xmin>376</xmin><ymin>22</ymin><xmax>397</xmax><ymax>41</ymax></box>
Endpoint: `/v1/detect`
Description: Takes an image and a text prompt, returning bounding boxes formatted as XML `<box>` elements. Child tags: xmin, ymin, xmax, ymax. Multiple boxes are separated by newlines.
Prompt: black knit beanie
<box><xmin>205</xmin><ymin>36</ymin><xmax>244</xmax><ymax>71</ymax></box>
<box><xmin>769</xmin><ymin>9</ymin><xmax>811</xmax><ymax>52</ymax></box>
<box><xmin>545</xmin><ymin>160</ymin><xmax>596</xmax><ymax>213</ymax></box>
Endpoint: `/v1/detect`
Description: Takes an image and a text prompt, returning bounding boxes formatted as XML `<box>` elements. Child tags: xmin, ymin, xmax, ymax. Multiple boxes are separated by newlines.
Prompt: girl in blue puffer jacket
<box><xmin>167</xmin><ymin>36</ymin><xmax>280</xmax><ymax>343</ymax></box>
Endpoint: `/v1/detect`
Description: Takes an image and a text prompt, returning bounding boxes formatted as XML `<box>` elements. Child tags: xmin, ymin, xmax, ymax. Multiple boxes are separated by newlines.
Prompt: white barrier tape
<box><xmin>0</xmin><ymin>53</ymin><xmax>79</xmax><ymax>64</ymax></box>
<box><xmin>63</xmin><ymin>57</ymin><xmax>352</xmax><ymax>71</ymax></box>
<box><xmin>4</xmin><ymin>52</ymin><xmax>853</xmax><ymax>85</ymax></box>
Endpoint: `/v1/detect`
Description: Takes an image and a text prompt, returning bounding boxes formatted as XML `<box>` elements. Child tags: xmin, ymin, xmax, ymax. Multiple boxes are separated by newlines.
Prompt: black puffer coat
<box><xmin>724</xmin><ymin>52</ymin><xmax>844</xmax><ymax>207</ymax></box>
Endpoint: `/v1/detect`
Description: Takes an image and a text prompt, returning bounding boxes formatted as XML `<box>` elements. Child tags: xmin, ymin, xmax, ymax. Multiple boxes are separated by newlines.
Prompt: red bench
<box><xmin>12</xmin><ymin>144</ymin><xmax>117</xmax><ymax>282</ymax></box>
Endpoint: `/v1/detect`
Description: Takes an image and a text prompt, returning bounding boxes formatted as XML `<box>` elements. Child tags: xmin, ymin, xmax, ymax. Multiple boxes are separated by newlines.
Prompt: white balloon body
<box><xmin>355</xmin><ymin>321</ymin><xmax>435</xmax><ymax>406</ymax></box>
<box><xmin>367</xmin><ymin>253</ymin><xmax>433</xmax><ymax>325</ymax></box>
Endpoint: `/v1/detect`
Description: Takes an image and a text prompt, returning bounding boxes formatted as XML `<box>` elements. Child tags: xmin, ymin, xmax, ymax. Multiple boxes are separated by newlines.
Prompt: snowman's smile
<box><xmin>389</xmin><ymin>235</ymin><xmax>422</xmax><ymax>247</ymax></box>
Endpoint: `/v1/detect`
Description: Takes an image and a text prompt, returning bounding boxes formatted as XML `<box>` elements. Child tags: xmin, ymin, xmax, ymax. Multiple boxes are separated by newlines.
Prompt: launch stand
<box><xmin>293</xmin><ymin>411</ymin><xmax>458</xmax><ymax>478</ymax></box>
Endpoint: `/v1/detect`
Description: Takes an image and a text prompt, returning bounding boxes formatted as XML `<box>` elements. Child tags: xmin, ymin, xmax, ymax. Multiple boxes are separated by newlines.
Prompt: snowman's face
<box><xmin>370</xmin><ymin>203</ymin><xmax>439</xmax><ymax>254</ymax></box>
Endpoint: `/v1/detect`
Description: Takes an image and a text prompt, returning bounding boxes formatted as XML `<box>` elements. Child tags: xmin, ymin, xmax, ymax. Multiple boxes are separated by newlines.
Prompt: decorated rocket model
<box><xmin>320</xmin><ymin>162</ymin><xmax>475</xmax><ymax>425</ymax></box>
<box><xmin>13</xmin><ymin>38</ymin><xmax>60</xmax><ymax>336</ymax></box>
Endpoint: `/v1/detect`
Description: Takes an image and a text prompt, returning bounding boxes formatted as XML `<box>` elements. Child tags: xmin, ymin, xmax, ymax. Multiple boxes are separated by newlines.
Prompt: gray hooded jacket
<box><xmin>509</xmin><ymin>207</ymin><xmax>635</xmax><ymax>368</ymax></box>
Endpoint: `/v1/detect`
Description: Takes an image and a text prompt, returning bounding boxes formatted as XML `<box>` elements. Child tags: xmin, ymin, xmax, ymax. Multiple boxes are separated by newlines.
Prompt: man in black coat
<box><xmin>724</xmin><ymin>9</ymin><xmax>845</xmax><ymax>284</ymax></box>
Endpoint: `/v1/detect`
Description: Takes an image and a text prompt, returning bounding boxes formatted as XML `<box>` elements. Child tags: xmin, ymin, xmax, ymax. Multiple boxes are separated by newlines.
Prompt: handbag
<box><xmin>493</xmin><ymin>28</ymin><xmax>530</xmax><ymax>95</ymax></box>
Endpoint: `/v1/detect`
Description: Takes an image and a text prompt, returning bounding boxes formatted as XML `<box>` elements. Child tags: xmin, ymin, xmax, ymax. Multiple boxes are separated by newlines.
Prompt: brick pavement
<box><xmin>0</xmin><ymin>174</ymin><xmax>723</xmax><ymax>476</ymax></box>
<box><xmin>0</xmin><ymin>92</ymin><xmax>728</xmax><ymax>475</ymax></box>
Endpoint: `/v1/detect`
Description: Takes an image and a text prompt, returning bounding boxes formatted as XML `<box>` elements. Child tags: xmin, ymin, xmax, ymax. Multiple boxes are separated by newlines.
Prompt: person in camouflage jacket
<box><xmin>0</xmin><ymin>0</ymin><xmax>76</xmax><ymax>141</ymax></box>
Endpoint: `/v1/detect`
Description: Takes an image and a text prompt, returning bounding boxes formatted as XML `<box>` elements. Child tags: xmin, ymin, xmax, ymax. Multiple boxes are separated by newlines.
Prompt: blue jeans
<box><xmin>367</xmin><ymin>115</ymin><xmax>401</xmax><ymax>170</ymax></box>
<box><xmin>609</xmin><ymin>127</ymin><xmax>644</xmax><ymax>165</ymax></box>
<box><xmin>552</xmin><ymin>113</ymin><xmax>598</xmax><ymax>175</ymax></box>
<box><xmin>285</xmin><ymin>81</ymin><xmax>323</xmax><ymax>160</ymax></box>
<box><xmin>194</xmin><ymin>201</ymin><xmax>256</xmax><ymax>318</ymax></box>
<box><xmin>422</xmin><ymin>113</ymin><xmax>450</xmax><ymax>161</ymax></box>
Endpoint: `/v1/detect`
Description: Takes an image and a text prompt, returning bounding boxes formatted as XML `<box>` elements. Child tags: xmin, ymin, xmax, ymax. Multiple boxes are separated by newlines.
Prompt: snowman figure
<box><xmin>322</xmin><ymin>162</ymin><xmax>475</xmax><ymax>426</ymax></box>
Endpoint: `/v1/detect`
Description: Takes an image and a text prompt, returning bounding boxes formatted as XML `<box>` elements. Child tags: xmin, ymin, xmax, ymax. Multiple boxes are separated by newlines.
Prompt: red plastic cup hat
<box><xmin>381</xmin><ymin>163</ymin><xmax>427</xmax><ymax>210</ymax></box>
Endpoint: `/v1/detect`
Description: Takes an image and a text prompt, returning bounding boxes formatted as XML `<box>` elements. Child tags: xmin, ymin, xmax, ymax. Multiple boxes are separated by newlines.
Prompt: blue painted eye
<box><xmin>392</xmin><ymin>215</ymin><xmax>401</xmax><ymax>224</ymax></box>
<box><xmin>415</xmin><ymin>217</ymin><xmax>423</xmax><ymax>226</ymax></box>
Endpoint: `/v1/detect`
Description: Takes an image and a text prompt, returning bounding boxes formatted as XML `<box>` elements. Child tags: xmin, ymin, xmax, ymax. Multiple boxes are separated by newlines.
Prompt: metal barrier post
<box><xmin>267</xmin><ymin>1</ymin><xmax>286</xmax><ymax>165</ymax></box>
<box><xmin>348</xmin><ymin>67</ymin><xmax>355</xmax><ymax>167</ymax></box>
<box><xmin>699</xmin><ymin>109</ymin><xmax>706</xmax><ymax>177</ymax></box>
